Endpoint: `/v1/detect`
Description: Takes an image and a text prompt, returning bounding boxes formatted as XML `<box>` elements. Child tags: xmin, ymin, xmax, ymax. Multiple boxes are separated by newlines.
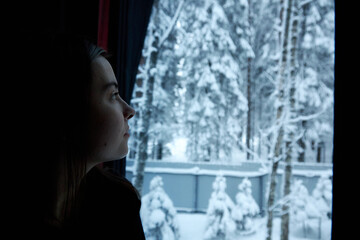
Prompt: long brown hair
<box><xmin>8</xmin><ymin>31</ymin><xmax>106</xmax><ymax>230</ymax></box>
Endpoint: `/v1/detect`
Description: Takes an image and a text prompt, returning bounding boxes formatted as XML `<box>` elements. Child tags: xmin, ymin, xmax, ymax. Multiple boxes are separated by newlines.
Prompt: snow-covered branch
<box><xmin>158</xmin><ymin>0</ymin><xmax>185</xmax><ymax>47</ymax></box>
<box><xmin>269</xmin><ymin>194</ymin><xmax>292</xmax><ymax>212</ymax></box>
<box><xmin>237</xmin><ymin>141</ymin><xmax>261</xmax><ymax>161</ymax></box>
<box><xmin>264</xmin><ymin>70</ymin><xmax>277</xmax><ymax>86</ymax></box>
<box><xmin>288</xmin><ymin>108</ymin><xmax>326</xmax><ymax>124</ymax></box>
<box><xmin>299</xmin><ymin>0</ymin><xmax>314</xmax><ymax>9</ymax></box>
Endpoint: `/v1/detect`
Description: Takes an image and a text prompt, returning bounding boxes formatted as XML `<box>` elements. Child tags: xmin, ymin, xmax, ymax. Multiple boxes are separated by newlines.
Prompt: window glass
<box><xmin>127</xmin><ymin>0</ymin><xmax>334</xmax><ymax>239</ymax></box>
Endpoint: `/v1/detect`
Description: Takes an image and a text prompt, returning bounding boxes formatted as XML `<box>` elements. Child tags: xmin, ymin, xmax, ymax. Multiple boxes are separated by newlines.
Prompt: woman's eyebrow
<box><xmin>103</xmin><ymin>82</ymin><xmax>118</xmax><ymax>91</ymax></box>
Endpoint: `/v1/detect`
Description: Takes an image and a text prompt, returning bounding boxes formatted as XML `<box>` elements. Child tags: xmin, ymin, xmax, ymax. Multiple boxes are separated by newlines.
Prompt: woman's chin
<box><xmin>116</xmin><ymin>147</ymin><xmax>129</xmax><ymax>160</ymax></box>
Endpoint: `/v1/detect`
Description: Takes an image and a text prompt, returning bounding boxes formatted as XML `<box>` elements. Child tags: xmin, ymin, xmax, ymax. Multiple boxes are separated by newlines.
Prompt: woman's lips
<box><xmin>124</xmin><ymin>127</ymin><xmax>130</xmax><ymax>137</ymax></box>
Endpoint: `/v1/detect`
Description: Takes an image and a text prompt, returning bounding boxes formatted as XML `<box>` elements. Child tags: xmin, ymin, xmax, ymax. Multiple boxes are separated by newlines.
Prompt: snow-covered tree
<box><xmin>289</xmin><ymin>180</ymin><xmax>321</xmax><ymax>238</ymax></box>
<box><xmin>129</xmin><ymin>0</ymin><xmax>334</xmax><ymax>239</ymax></box>
<box><xmin>179</xmin><ymin>0</ymin><xmax>247</xmax><ymax>163</ymax></box>
<box><xmin>312</xmin><ymin>174</ymin><xmax>332</xmax><ymax>219</ymax></box>
<box><xmin>131</xmin><ymin>0</ymin><xmax>334</xmax><ymax>167</ymax></box>
<box><xmin>131</xmin><ymin>0</ymin><xmax>185</xmax><ymax>194</ymax></box>
<box><xmin>221</xmin><ymin>0</ymin><xmax>256</xmax><ymax>159</ymax></box>
<box><xmin>295</xmin><ymin>0</ymin><xmax>334</xmax><ymax>163</ymax></box>
<box><xmin>266</xmin><ymin>0</ymin><xmax>293</xmax><ymax>238</ymax></box>
<box><xmin>262</xmin><ymin>0</ymin><xmax>334</xmax><ymax>238</ymax></box>
<box><xmin>203</xmin><ymin>175</ymin><xmax>236</xmax><ymax>240</ymax></box>
<box><xmin>231</xmin><ymin>178</ymin><xmax>260</xmax><ymax>234</ymax></box>
<box><xmin>140</xmin><ymin>176</ymin><xmax>180</xmax><ymax>240</ymax></box>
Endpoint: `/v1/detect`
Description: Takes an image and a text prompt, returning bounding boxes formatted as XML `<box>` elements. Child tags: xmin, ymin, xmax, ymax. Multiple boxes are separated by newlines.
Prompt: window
<box><xmin>127</xmin><ymin>0</ymin><xmax>334</xmax><ymax>239</ymax></box>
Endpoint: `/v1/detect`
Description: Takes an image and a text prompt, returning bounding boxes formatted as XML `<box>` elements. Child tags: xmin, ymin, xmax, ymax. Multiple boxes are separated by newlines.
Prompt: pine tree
<box><xmin>312</xmin><ymin>174</ymin><xmax>332</xmax><ymax>219</ymax></box>
<box><xmin>290</xmin><ymin>180</ymin><xmax>321</xmax><ymax>238</ymax></box>
<box><xmin>222</xmin><ymin>0</ymin><xmax>256</xmax><ymax>159</ymax></box>
<box><xmin>180</xmin><ymin>0</ymin><xmax>247</xmax><ymax>163</ymax></box>
<box><xmin>204</xmin><ymin>175</ymin><xmax>236</xmax><ymax>240</ymax></box>
<box><xmin>232</xmin><ymin>178</ymin><xmax>260</xmax><ymax>234</ymax></box>
<box><xmin>295</xmin><ymin>0</ymin><xmax>334</xmax><ymax>163</ymax></box>
<box><xmin>140</xmin><ymin>176</ymin><xmax>180</xmax><ymax>240</ymax></box>
<box><xmin>244</xmin><ymin>0</ymin><xmax>280</xmax><ymax>160</ymax></box>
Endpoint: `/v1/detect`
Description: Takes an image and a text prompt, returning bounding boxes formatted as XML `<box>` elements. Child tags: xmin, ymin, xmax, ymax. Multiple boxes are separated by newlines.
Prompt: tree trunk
<box><xmin>266</xmin><ymin>0</ymin><xmax>292</xmax><ymax>239</ymax></box>
<box><xmin>246</xmin><ymin>56</ymin><xmax>252</xmax><ymax>160</ymax></box>
<box><xmin>297</xmin><ymin>119</ymin><xmax>306</xmax><ymax>162</ymax></box>
<box><xmin>266</xmin><ymin>157</ymin><xmax>280</xmax><ymax>240</ymax></box>
<box><xmin>296</xmin><ymin>1</ymin><xmax>310</xmax><ymax>163</ymax></box>
<box><xmin>133</xmin><ymin>1</ymin><xmax>160</xmax><ymax>195</ymax></box>
<box><xmin>133</xmin><ymin>48</ymin><xmax>158</xmax><ymax>193</ymax></box>
<box><xmin>316</xmin><ymin>142</ymin><xmax>324</xmax><ymax>163</ymax></box>
<box><xmin>156</xmin><ymin>141</ymin><xmax>163</xmax><ymax>160</ymax></box>
<box><xmin>281</xmin><ymin>0</ymin><xmax>298</xmax><ymax>239</ymax></box>
<box><xmin>266</xmin><ymin>127</ymin><xmax>283</xmax><ymax>240</ymax></box>
<box><xmin>246</xmin><ymin>0</ymin><xmax>253</xmax><ymax>160</ymax></box>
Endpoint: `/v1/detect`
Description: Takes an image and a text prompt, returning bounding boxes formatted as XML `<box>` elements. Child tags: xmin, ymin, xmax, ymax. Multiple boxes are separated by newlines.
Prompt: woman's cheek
<box><xmin>102</xmin><ymin>107</ymin><xmax>125</xmax><ymax>146</ymax></box>
<box><xmin>89</xmin><ymin>100</ymin><xmax>125</xmax><ymax>159</ymax></box>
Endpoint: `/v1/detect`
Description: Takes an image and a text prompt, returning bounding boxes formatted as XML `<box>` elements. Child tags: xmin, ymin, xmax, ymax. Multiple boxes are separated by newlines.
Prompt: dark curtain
<box><xmin>105</xmin><ymin>0</ymin><xmax>154</xmax><ymax>177</ymax></box>
<box><xmin>11</xmin><ymin>0</ymin><xmax>154</xmax><ymax>177</ymax></box>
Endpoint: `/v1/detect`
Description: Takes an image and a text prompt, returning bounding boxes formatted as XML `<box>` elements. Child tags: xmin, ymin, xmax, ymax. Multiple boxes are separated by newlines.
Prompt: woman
<box><xmin>6</xmin><ymin>31</ymin><xmax>144</xmax><ymax>238</ymax></box>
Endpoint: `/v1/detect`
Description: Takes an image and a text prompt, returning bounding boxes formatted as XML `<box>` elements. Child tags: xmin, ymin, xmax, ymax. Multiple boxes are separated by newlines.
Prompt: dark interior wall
<box><xmin>13</xmin><ymin>0</ymin><xmax>100</xmax><ymax>41</ymax></box>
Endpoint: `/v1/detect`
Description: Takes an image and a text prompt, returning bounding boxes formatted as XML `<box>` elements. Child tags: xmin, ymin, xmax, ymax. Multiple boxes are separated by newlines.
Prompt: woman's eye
<box><xmin>111</xmin><ymin>91</ymin><xmax>120</xmax><ymax>100</ymax></box>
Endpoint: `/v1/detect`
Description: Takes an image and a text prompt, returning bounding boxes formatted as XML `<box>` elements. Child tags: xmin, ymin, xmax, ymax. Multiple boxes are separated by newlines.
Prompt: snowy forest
<box><xmin>127</xmin><ymin>0</ymin><xmax>334</xmax><ymax>239</ymax></box>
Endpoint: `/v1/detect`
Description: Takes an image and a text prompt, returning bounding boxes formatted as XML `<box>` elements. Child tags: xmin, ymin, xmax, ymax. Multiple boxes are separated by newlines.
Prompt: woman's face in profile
<box><xmin>87</xmin><ymin>56</ymin><xmax>135</xmax><ymax>171</ymax></box>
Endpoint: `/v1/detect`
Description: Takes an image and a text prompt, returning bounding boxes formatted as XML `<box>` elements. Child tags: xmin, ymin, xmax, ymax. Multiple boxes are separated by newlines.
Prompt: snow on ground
<box><xmin>177</xmin><ymin>212</ymin><xmax>332</xmax><ymax>240</ymax></box>
<box><xmin>164</xmin><ymin>137</ymin><xmax>188</xmax><ymax>162</ymax></box>
<box><xmin>178</xmin><ymin>213</ymin><xmax>207</xmax><ymax>240</ymax></box>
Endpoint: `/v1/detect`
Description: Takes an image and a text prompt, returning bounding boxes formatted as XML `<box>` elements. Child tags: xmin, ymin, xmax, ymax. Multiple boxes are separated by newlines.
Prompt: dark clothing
<box><xmin>74</xmin><ymin>167</ymin><xmax>146</xmax><ymax>239</ymax></box>
<box><xmin>6</xmin><ymin>166</ymin><xmax>145</xmax><ymax>239</ymax></box>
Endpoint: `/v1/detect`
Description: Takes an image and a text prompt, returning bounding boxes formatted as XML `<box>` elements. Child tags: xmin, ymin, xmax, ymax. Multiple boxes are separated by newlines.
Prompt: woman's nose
<box><xmin>123</xmin><ymin>102</ymin><xmax>136</xmax><ymax>120</ymax></box>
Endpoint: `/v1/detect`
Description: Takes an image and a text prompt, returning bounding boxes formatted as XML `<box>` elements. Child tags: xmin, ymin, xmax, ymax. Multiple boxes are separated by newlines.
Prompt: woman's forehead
<box><xmin>91</xmin><ymin>56</ymin><xmax>117</xmax><ymax>88</ymax></box>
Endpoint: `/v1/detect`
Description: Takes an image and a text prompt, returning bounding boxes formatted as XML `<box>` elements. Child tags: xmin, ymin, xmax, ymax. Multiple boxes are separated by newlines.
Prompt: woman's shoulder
<box><xmin>84</xmin><ymin>166</ymin><xmax>141</xmax><ymax>202</ymax></box>
<box><xmin>77</xmin><ymin>166</ymin><xmax>144</xmax><ymax>234</ymax></box>
<box><xmin>78</xmin><ymin>166</ymin><xmax>141</xmax><ymax>221</ymax></box>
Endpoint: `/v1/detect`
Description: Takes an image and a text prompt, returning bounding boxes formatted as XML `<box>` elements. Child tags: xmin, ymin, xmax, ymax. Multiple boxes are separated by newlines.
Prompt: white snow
<box><xmin>137</xmin><ymin>169</ymin><xmax>333</xmax><ymax>240</ymax></box>
<box><xmin>177</xmin><ymin>213</ymin><xmax>332</xmax><ymax>240</ymax></box>
<box><xmin>164</xmin><ymin>137</ymin><xmax>188</xmax><ymax>162</ymax></box>
<box><xmin>127</xmin><ymin>165</ymin><xmax>268</xmax><ymax>177</ymax></box>
<box><xmin>127</xmin><ymin>162</ymin><xmax>332</xmax><ymax>178</ymax></box>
